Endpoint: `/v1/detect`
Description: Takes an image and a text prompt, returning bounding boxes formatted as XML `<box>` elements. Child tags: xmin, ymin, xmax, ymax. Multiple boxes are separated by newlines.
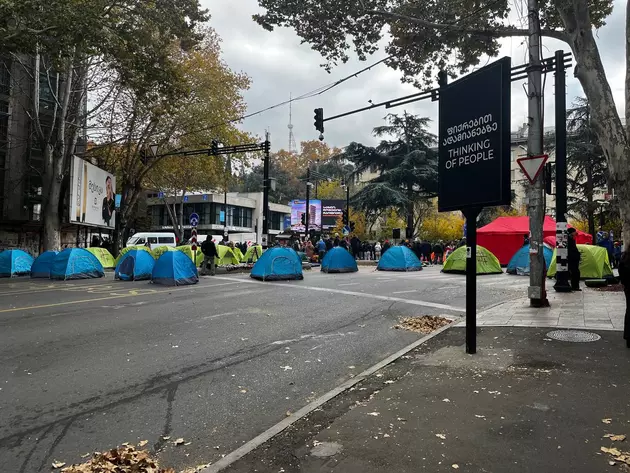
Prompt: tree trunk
<box><xmin>42</xmin><ymin>146</ymin><xmax>62</xmax><ymax>250</ymax></box>
<box><xmin>585</xmin><ymin>159</ymin><xmax>596</xmax><ymax>243</ymax></box>
<box><xmin>558</xmin><ymin>1</ymin><xmax>630</xmax><ymax>248</ymax></box>
<box><xmin>178</xmin><ymin>189</ymin><xmax>186</xmax><ymax>239</ymax></box>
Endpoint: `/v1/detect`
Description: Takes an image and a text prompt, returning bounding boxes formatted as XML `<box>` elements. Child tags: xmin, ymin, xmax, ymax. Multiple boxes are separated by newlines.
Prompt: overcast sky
<box><xmin>204</xmin><ymin>0</ymin><xmax>626</xmax><ymax>151</ymax></box>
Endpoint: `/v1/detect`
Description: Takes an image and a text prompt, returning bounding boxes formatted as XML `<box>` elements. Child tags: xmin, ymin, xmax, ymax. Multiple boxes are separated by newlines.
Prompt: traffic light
<box><xmin>343</xmin><ymin>209</ymin><xmax>349</xmax><ymax>226</ymax></box>
<box><xmin>350</xmin><ymin>221</ymin><xmax>356</xmax><ymax>232</ymax></box>
<box><xmin>314</xmin><ymin>108</ymin><xmax>324</xmax><ymax>134</ymax></box>
<box><xmin>340</xmin><ymin>176</ymin><xmax>345</xmax><ymax>188</ymax></box>
<box><xmin>301</xmin><ymin>213</ymin><xmax>306</xmax><ymax>225</ymax></box>
<box><xmin>210</xmin><ymin>139</ymin><xmax>219</xmax><ymax>156</ymax></box>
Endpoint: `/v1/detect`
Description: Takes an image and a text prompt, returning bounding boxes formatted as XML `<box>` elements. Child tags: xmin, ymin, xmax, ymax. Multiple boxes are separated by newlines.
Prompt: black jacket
<box><xmin>201</xmin><ymin>239</ymin><xmax>217</xmax><ymax>258</ymax></box>
<box><xmin>568</xmin><ymin>238</ymin><xmax>581</xmax><ymax>267</ymax></box>
<box><xmin>619</xmin><ymin>254</ymin><xmax>630</xmax><ymax>287</ymax></box>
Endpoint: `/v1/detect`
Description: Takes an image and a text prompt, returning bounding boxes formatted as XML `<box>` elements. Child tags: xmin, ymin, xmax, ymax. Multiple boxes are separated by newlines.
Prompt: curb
<box><xmin>199</xmin><ymin>317</ymin><xmax>460</xmax><ymax>473</ymax></box>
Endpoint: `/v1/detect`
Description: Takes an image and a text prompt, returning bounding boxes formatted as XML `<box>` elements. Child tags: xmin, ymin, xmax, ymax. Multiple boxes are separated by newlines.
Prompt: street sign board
<box><xmin>517</xmin><ymin>154</ymin><xmax>548</xmax><ymax>184</ymax></box>
<box><xmin>189</xmin><ymin>212</ymin><xmax>199</xmax><ymax>227</ymax></box>
<box><xmin>438</xmin><ymin>57</ymin><xmax>511</xmax><ymax>212</ymax></box>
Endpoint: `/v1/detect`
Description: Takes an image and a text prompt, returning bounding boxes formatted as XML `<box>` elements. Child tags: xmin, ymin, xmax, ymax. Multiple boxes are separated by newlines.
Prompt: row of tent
<box><xmin>0</xmin><ymin>248</ymin><xmax>200</xmax><ymax>286</ymax></box>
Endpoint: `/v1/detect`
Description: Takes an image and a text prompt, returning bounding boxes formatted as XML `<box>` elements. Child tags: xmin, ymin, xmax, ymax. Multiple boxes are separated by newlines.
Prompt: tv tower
<box><xmin>288</xmin><ymin>93</ymin><xmax>297</xmax><ymax>153</ymax></box>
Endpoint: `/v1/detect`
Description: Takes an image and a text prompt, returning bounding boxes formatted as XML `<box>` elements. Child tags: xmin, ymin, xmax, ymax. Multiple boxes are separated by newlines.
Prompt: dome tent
<box><xmin>321</xmin><ymin>247</ymin><xmax>358</xmax><ymax>273</ymax></box>
<box><xmin>506</xmin><ymin>244</ymin><xmax>554</xmax><ymax>275</ymax></box>
<box><xmin>0</xmin><ymin>249</ymin><xmax>34</xmax><ymax>277</ymax></box>
<box><xmin>151</xmin><ymin>250</ymin><xmax>198</xmax><ymax>286</ymax></box>
<box><xmin>176</xmin><ymin>245</ymin><xmax>205</xmax><ymax>266</ymax></box>
<box><xmin>442</xmin><ymin>245</ymin><xmax>502</xmax><ymax>275</ymax></box>
<box><xmin>86</xmin><ymin>247</ymin><xmax>116</xmax><ymax>269</ymax></box>
<box><xmin>116</xmin><ymin>245</ymin><xmax>151</xmax><ymax>264</ymax></box>
<box><xmin>50</xmin><ymin>248</ymin><xmax>104</xmax><ymax>280</ymax></box>
<box><xmin>115</xmin><ymin>249</ymin><xmax>155</xmax><ymax>281</ymax></box>
<box><xmin>250</xmin><ymin>247</ymin><xmax>303</xmax><ymax>281</ymax></box>
<box><xmin>377</xmin><ymin>246</ymin><xmax>422</xmax><ymax>272</ymax></box>
<box><xmin>547</xmin><ymin>244</ymin><xmax>614</xmax><ymax>280</ymax></box>
<box><xmin>150</xmin><ymin>245</ymin><xmax>177</xmax><ymax>260</ymax></box>
<box><xmin>215</xmin><ymin>245</ymin><xmax>240</xmax><ymax>266</ymax></box>
<box><xmin>31</xmin><ymin>250</ymin><xmax>58</xmax><ymax>278</ymax></box>
<box><xmin>243</xmin><ymin>245</ymin><xmax>263</xmax><ymax>263</ymax></box>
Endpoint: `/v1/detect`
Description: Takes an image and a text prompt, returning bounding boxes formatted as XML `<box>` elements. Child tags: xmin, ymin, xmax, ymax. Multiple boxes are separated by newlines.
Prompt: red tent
<box><xmin>543</xmin><ymin>230</ymin><xmax>592</xmax><ymax>247</ymax></box>
<box><xmin>477</xmin><ymin>216</ymin><xmax>593</xmax><ymax>265</ymax></box>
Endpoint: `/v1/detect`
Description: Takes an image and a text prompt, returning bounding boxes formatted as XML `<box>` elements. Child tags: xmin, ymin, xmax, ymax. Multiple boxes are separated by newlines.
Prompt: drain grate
<box><xmin>546</xmin><ymin>330</ymin><xmax>601</xmax><ymax>343</ymax></box>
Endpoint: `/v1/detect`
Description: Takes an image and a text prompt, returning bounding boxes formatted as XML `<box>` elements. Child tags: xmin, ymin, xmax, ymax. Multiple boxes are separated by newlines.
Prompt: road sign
<box><xmin>438</xmin><ymin>57</ymin><xmax>511</xmax><ymax>212</ymax></box>
<box><xmin>189</xmin><ymin>212</ymin><xmax>199</xmax><ymax>227</ymax></box>
<box><xmin>191</xmin><ymin>228</ymin><xmax>198</xmax><ymax>252</ymax></box>
<box><xmin>517</xmin><ymin>154</ymin><xmax>548</xmax><ymax>184</ymax></box>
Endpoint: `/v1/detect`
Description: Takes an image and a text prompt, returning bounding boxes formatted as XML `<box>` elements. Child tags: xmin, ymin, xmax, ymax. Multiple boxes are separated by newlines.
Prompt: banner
<box><xmin>290</xmin><ymin>199</ymin><xmax>322</xmax><ymax>232</ymax></box>
<box><xmin>69</xmin><ymin>156</ymin><xmax>117</xmax><ymax>228</ymax></box>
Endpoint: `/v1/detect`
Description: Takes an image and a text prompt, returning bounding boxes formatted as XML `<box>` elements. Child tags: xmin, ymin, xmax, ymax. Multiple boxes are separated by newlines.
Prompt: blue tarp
<box><xmin>321</xmin><ymin>247</ymin><xmax>358</xmax><ymax>273</ymax></box>
<box><xmin>377</xmin><ymin>246</ymin><xmax>422</xmax><ymax>272</ymax></box>
<box><xmin>250</xmin><ymin>247</ymin><xmax>303</xmax><ymax>281</ymax></box>
<box><xmin>31</xmin><ymin>250</ymin><xmax>58</xmax><ymax>278</ymax></box>
<box><xmin>0</xmin><ymin>249</ymin><xmax>34</xmax><ymax>277</ymax></box>
<box><xmin>507</xmin><ymin>244</ymin><xmax>554</xmax><ymax>275</ymax></box>
<box><xmin>50</xmin><ymin>248</ymin><xmax>105</xmax><ymax>280</ymax></box>
<box><xmin>152</xmin><ymin>251</ymin><xmax>198</xmax><ymax>286</ymax></box>
<box><xmin>115</xmin><ymin>249</ymin><xmax>155</xmax><ymax>281</ymax></box>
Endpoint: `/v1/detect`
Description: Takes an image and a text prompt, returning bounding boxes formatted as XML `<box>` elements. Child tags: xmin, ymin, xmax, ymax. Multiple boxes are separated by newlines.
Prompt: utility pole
<box><xmin>404</xmin><ymin>111</ymin><xmax>414</xmax><ymax>239</ymax></box>
<box><xmin>223</xmin><ymin>156</ymin><xmax>230</xmax><ymax>239</ymax></box>
<box><xmin>553</xmin><ymin>49</ymin><xmax>571</xmax><ymax>292</ymax></box>
<box><xmin>262</xmin><ymin>132</ymin><xmax>271</xmax><ymax>248</ymax></box>
<box><xmin>526</xmin><ymin>0</ymin><xmax>548</xmax><ymax>307</ymax></box>
<box><xmin>345</xmin><ymin>182</ymin><xmax>350</xmax><ymax>227</ymax></box>
<box><xmin>305</xmin><ymin>165</ymin><xmax>311</xmax><ymax>238</ymax></box>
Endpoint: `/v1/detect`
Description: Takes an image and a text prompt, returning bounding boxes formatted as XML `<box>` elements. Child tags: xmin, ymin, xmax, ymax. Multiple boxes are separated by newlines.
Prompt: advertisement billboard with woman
<box><xmin>69</xmin><ymin>156</ymin><xmax>117</xmax><ymax>229</ymax></box>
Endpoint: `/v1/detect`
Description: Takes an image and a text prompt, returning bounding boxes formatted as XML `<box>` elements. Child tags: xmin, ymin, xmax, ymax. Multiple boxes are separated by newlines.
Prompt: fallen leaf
<box><xmin>384</xmin><ymin>380</ymin><xmax>395</xmax><ymax>384</ymax></box>
<box><xmin>286</xmin><ymin>410</ymin><xmax>292</xmax><ymax>417</ymax></box>
<box><xmin>138</xmin><ymin>440</ymin><xmax>148</xmax><ymax>447</ymax></box>
<box><xmin>52</xmin><ymin>460</ymin><xmax>66</xmax><ymax>469</ymax></box>
<box><xmin>174</xmin><ymin>438</ymin><xmax>185</xmax><ymax>445</ymax></box>
<box><xmin>348</xmin><ymin>366</ymin><xmax>356</xmax><ymax>369</ymax></box>
<box><xmin>601</xmin><ymin>447</ymin><xmax>622</xmax><ymax>456</ymax></box>
<box><xmin>367</xmin><ymin>412</ymin><xmax>380</xmax><ymax>417</ymax></box>
<box><xmin>436</xmin><ymin>434</ymin><xmax>447</xmax><ymax>440</ymax></box>
<box><xmin>452</xmin><ymin>464</ymin><xmax>460</xmax><ymax>469</ymax></box>
<box><xmin>162</xmin><ymin>436</ymin><xmax>171</xmax><ymax>440</ymax></box>
<box><xmin>281</xmin><ymin>366</ymin><xmax>293</xmax><ymax>371</ymax></box>
<box><xmin>240</xmin><ymin>389</ymin><xmax>247</xmax><ymax>393</ymax></box>
<box><xmin>443</xmin><ymin>398</ymin><xmax>451</xmax><ymax>403</ymax></box>
<box><xmin>80</xmin><ymin>453</ymin><xmax>90</xmax><ymax>459</ymax></box>
<box><xmin>184</xmin><ymin>442</ymin><xmax>192</xmax><ymax>446</ymax></box>
<box><xmin>393</xmin><ymin>315</ymin><xmax>451</xmax><ymax>334</ymax></box>
<box><xmin>603</xmin><ymin>418</ymin><xmax>613</xmax><ymax>424</ymax></box>
<box><xmin>475</xmin><ymin>415</ymin><xmax>486</xmax><ymax>418</ymax></box>
<box><xmin>612</xmin><ymin>435</ymin><xmax>627</xmax><ymax>442</ymax></box>
<box><xmin>609</xmin><ymin>461</ymin><xmax>616</xmax><ymax>466</ymax></box>
<box><xmin>376</xmin><ymin>374</ymin><xmax>383</xmax><ymax>378</ymax></box>
<box><xmin>383</xmin><ymin>433</ymin><xmax>390</xmax><ymax>438</ymax></box>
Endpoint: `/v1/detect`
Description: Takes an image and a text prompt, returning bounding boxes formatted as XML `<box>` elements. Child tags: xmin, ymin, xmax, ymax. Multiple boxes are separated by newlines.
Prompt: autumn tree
<box><xmin>10</xmin><ymin>0</ymin><xmax>208</xmax><ymax>250</ymax></box>
<box><xmin>332</xmin><ymin>209</ymin><xmax>368</xmax><ymax>240</ymax></box>
<box><xmin>253</xmin><ymin>0</ymin><xmax>630</xmax><ymax>247</ymax></box>
<box><xmin>91</xmin><ymin>27</ymin><xmax>252</xmax><ymax>252</ymax></box>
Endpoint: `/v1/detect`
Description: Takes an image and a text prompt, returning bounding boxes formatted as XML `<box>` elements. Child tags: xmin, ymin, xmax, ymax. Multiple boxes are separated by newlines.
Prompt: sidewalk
<box><xmin>222</xmin><ymin>326</ymin><xmax>630</xmax><ymax>473</ymax></box>
<box><xmin>464</xmin><ymin>287</ymin><xmax>626</xmax><ymax>331</ymax></box>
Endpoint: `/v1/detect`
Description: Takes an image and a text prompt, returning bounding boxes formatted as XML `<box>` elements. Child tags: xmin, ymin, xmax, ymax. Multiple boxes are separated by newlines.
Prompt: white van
<box><xmin>126</xmin><ymin>232</ymin><xmax>177</xmax><ymax>250</ymax></box>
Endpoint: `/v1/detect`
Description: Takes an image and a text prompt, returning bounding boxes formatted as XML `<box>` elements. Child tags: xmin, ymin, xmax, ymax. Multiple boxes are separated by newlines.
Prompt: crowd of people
<box><xmin>285</xmin><ymin>234</ymin><xmax>467</xmax><ymax>264</ymax></box>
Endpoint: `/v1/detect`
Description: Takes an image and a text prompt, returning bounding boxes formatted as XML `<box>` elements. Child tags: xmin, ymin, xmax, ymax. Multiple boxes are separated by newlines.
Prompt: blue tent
<box><xmin>507</xmin><ymin>244</ymin><xmax>554</xmax><ymax>275</ymax></box>
<box><xmin>250</xmin><ymin>247</ymin><xmax>303</xmax><ymax>281</ymax></box>
<box><xmin>0</xmin><ymin>249</ymin><xmax>34</xmax><ymax>277</ymax></box>
<box><xmin>321</xmin><ymin>247</ymin><xmax>358</xmax><ymax>273</ymax></box>
<box><xmin>50</xmin><ymin>248</ymin><xmax>105</xmax><ymax>280</ymax></box>
<box><xmin>31</xmin><ymin>250</ymin><xmax>58</xmax><ymax>278</ymax></box>
<box><xmin>377</xmin><ymin>246</ymin><xmax>422</xmax><ymax>272</ymax></box>
<box><xmin>152</xmin><ymin>250</ymin><xmax>198</xmax><ymax>286</ymax></box>
<box><xmin>115</xmin><ymin>249</ymin><xmax>155</xmax><ymax>281</ymax></box>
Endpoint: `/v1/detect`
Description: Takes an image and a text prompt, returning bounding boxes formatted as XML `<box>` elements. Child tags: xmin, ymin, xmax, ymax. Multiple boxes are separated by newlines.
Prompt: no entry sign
<box><xmin>438</xmin><ymin>57</ymin><xmax>511</xmax><ymax>211</ymax></box>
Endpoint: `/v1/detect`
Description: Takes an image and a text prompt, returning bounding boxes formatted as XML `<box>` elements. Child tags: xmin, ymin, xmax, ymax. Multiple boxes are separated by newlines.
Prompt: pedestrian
<box><xmin>618</xmin><ymin>249</ymin><xmax>630</xmax><ymax>348</ymax></box>
<box><xmin>374</xmin><ymin>241</ymin><xmax>382</xmax><ymax>261</ymax></box>
<box><xmin>567</xmin><ymin>228</ymin><xmax>581</xmax><ymax>291</ymax></box>
<box><xmin>200</xmin><ymin>237</ymin><xmax>218</xmax><ymax>276</ymax></box>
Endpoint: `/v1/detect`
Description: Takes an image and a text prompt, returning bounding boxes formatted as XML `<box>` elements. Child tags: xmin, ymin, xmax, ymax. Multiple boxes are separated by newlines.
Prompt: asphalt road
<box><xmin>0</xmin><ymin>266</ymin><xmax>528</xmax><ymax>472</ymax></box>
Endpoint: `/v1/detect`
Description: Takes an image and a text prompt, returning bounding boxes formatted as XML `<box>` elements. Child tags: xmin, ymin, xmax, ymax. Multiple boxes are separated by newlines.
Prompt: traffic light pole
<box><xmin>553</xmin><ymin>49</ymin><xmax>571</xmax><ymax>292</ymax></box>
<box><xmin>305</xmin><ymin>166</ymin><xmax>311</xmax><ymax>238</ymax></box>
<box><xmin>345</xmin><ymin>184</ymin><xmax>350</xmax><ymax>227</ymax></box>
<box><xmin>262</xmin><ymin>132</ymin><xmax>271</xmax><ymax>248</ymax></box>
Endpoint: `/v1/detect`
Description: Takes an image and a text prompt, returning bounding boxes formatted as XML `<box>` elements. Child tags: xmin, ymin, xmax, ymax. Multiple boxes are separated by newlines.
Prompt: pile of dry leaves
<box><xmin>600</xmin><ymin>429</ymin><xmax>630</xmax><ymax>466</ymax></box>
<box><xmin>596</xmin><ymin>284</ymin><xmax>624</xmax><ymax>292</ymax></box>
<box><xmin>53</xmin><ymin>442</ymin><xmax>174</xmax><ymax>473</ymax></box>
<box><xmin>393</xmin><ymin>315</ymin><xmax>451</xmax><ymax>334</ymax></box>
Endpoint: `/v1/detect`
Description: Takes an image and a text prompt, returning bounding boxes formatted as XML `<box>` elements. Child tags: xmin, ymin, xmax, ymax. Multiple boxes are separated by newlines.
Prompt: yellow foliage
<box><xmin>274</xmin><ymin>140</ymin><xmax>340</xmax><ymax>177</ymax></box>
<box><xmin>569</xmin><ymin>219</ymin><xmax>589</xmax><ymax>232</ymax></box>
<box><xmin>420</xmin><ymin>207</ymin><xmax>464</xmax><ymax>242</ymax></box>
<box><xmin>316</xmin><ymin>180</ymin><xmax>345</xmax><ymax>199</ymax></box>
<box><xmin>378</xmin><ymin>208</ymin><xmax>406</xmax><ymax>240</ymax></box>
<box><xmin>331</xmin><ymin>209</ymin><xmax>368</xmax><ymax>240</ymax></box>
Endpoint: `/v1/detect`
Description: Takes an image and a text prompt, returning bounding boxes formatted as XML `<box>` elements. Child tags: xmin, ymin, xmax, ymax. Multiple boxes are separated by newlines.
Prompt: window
<box><xmin>39</xmin><ymin>72</ymin><xmax>58</xmax><ymax>110</ymax></box>
<box><xmin>270</xmin><ymin>212</ymin><xmax>281</xmax><ymax>230</ymax></box>
<box><xmin>148</xmin><ymin>237</ymin><xmax>158</xmax><ymax>244</ymax></box>
<box><xmin>135</xmin><ymin>237</ymin><xmax>146</xmax><ymax>245</ymax></box>
<box><xmin>32</xmin><ymin>203</ymin><xmax>41</xmax><ymax>221</ymax></box>
<box><xmin>232</xmin><ymin>206</ymin><xmax>242</xmax><ymax>227</ymax></box>
<box><xmin>158</xmin><ymin>236</ymin><xmax>174</xmax><ymax>244</ymax></box>
<box><xmin>201</xmin><ymin>203</ymin><xmax>211</xmax><ymax>225</ymax></box>
<box><xmin>242</xmin><ymin>208</ymin><xmax>253</xmax><ymax>228</ymax></box>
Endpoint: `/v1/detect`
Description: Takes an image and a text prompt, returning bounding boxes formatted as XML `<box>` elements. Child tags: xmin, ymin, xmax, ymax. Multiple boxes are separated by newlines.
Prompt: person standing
<box><xmin>618</xmin><ymin>250</ymin><xmax>630</xmax><ymax>348</ymax></box>
<box><xmin>374</xmin><ymin>241</ymin><xmax>382</xmax><ymax>261</ymax></box>
<box><xmin>567</xmin><ymin>228</ymin><xmax>581</xmax><ymax>291</ymax></box>
<box><xmin>200</xmin><ymin>237</ymin><xmax>218</xmax><ymax>276</ymax></box>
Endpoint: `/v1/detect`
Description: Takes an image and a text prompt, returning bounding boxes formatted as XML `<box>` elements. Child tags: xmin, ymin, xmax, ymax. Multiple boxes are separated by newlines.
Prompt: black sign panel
<box><xmin>438</xmin><ymin>57</ymin><xmax>511</xmax><ymax>212</ymax></box>
<box><xmin>321</xmin><ymin>199</ymin><xmax>345</xmax><ymax>230</ymax></box>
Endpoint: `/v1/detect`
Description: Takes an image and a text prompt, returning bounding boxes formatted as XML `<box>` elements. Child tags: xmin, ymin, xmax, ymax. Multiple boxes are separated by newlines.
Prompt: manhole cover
<box><xmin>546</xmin><ymin>330</ymin><xmax>601</xmax><ymax>342</ymax></box>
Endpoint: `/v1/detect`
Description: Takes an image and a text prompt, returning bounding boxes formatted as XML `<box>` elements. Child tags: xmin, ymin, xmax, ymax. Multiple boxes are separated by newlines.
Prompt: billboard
<box><xmin>290</xmin><ymin>199</ymin><xmax>322</xmax><ymax>232</ymax></box>
<box><xmin>69</xmin><ymin>156</ymin><xmax>117</xmax><ymax>228</ymax></box>
<box><xmin>322</xmin><ymin>200</ymin><xmax>345</xmax><ymax>230</ymax></box>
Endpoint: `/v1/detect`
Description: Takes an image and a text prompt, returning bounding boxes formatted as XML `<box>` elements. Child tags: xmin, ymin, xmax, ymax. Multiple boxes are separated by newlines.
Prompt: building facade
<box><xmin>145</xmin><ymin>191</ymin><xmax>291</xmax><ymax>243</ymax></box>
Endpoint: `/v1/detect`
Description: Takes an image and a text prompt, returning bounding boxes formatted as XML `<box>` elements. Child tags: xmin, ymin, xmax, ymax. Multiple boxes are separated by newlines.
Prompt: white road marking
<box><xmin>212</xmin><ymin>276</ymin><xmax>465</xmax><ymax>313</ymax></box>
<box><xmin>392</xmin><ymin>289</ymin><xmax>417</xmax><ymax>294</ymax></box>
<box><xmin>338</xmin><ymin>282</ymin><xmax>360</xmax><ymax>287</ymax></box>
<box><xmin>201</xmin><ymin>311</ymin><xmax>237</xmax><ymax>320</ymax></box>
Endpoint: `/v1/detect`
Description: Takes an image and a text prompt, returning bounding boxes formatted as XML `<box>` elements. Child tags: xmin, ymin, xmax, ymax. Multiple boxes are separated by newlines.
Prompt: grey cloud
<box><xmin>205</xmin><ymin>0</ymin><xmax>625</xmax><ymax>150</ymax></box>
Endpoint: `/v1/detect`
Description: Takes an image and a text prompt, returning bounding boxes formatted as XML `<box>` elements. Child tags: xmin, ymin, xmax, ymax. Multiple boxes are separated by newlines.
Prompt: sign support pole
<box><xmin>553</xmin><ymin>49</ymin><xmax>571</xmax><ymax>292</ymax></box>
<box><xmin>526</xmin><ymin>0</ymin><xmax>549</xmax><ymax>307</ymax></box>
<box><xmin>305</xmin><ymin>166</ymin><xmax>311</xmax><ymax>238</ymax></box>
<box><xmin>463</xmin><ymin>207</ymin><xmax>480</xmax><ymax>354</ymax></box>
<box><xmin>262</xmin><ymin>132</ymin><xmax>271</xmax><ymax>248</ymax></box>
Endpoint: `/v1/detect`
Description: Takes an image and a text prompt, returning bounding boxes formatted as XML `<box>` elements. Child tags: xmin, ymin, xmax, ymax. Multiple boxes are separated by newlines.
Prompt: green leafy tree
<box><xmin>253</xmin><ymin>0</ymin><xmax>630</xmax><ymax>247</ymax></box>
